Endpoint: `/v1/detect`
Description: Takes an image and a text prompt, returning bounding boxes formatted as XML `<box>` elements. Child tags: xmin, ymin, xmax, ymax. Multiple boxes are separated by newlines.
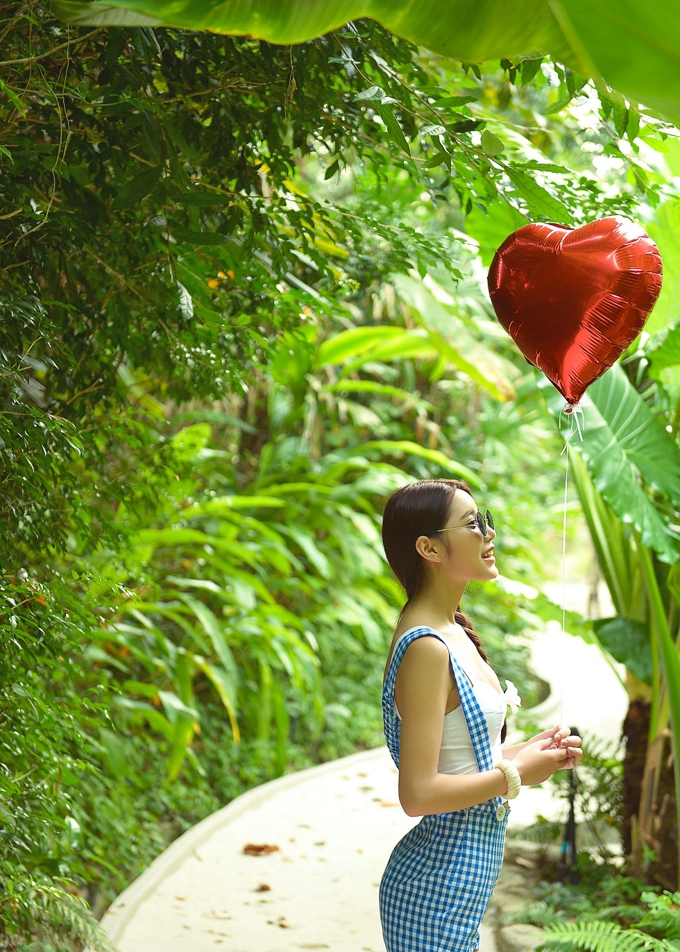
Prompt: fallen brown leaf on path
<box><xmin>255</xmin><ymin>883</ymin><xmax>271</xmax><ymax>891</ymax></box>
<box><xmin>243</xmin><ymin>843</ymin><xmax>280</xmax><ymax>855</ymax></box>
<box><xmin>380</xmin><ymin>801</ymin><xmax>399</xmax><ymax>807</ymax></box>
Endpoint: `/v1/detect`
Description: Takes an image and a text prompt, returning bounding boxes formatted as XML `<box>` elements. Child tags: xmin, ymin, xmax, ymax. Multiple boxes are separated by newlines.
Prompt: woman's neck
<box><xmin>404</xmin><ymin>577</ymin><xmax>467</xmax><ymax>628</ymax></box>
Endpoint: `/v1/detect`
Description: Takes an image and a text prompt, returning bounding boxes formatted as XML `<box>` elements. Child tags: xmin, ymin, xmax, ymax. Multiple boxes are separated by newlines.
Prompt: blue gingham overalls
<box><xmin>380</xmin><ymin>627</ymin><xmax>509</xmax><ymax>952</ymax></box>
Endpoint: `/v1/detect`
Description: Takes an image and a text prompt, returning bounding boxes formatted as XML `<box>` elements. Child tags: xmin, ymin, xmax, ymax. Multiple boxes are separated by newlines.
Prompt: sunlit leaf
<box><xmin>345</xmin><ymin>440</ymin><xmax>480</xmax><ymax>485</ymax></box>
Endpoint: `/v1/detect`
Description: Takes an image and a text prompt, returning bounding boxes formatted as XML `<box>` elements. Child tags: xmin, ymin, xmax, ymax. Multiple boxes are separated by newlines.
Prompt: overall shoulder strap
<box><xmin>382</xmin><ymin>627</ymin><xmax>499</xmax><ymax>796</ymax></box>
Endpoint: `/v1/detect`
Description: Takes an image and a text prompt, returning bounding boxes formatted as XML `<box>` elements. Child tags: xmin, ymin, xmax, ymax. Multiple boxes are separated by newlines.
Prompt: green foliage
<box><xmin>54</xmin><ymin>1</ymin><xmax>680</xmax><ymax>128</ymax></box>
<box><xmin>538</xmin><ymin>919</ymin><xmax>677</xmax><ymax>952</ymax></box>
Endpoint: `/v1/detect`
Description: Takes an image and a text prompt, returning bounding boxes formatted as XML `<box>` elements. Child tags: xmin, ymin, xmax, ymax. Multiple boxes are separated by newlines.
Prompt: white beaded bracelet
<box><xmin>494</xmin><ymin>759</ymin><xmax>521</xmax><ymax>799</ymax></box>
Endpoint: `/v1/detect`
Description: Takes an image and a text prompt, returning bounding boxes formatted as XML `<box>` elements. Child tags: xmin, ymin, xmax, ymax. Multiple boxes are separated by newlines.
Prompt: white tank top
<box><xmin>438</xmin><ymin>680</ymin><xmax>506</xmax><ymax>775</ymax></box>
<box><xmin>392</xmin><ymin>632</ymin><xmax>513</xmax><ymax>776</ymax></box>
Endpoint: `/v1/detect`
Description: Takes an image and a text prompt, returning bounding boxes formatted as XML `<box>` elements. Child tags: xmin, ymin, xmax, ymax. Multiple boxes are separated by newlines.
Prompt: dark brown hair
<box><xmin>382</xmin><ymin>478</ymin><xmax>489</xmax><ymax>663</ymax></box>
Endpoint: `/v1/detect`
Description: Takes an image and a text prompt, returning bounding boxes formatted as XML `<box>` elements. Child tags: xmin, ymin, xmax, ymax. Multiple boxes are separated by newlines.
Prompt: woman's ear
<box><xmin>415</xmin><ymin>534</ymin><xmax>442</xmax><ymax>564</ymax></box>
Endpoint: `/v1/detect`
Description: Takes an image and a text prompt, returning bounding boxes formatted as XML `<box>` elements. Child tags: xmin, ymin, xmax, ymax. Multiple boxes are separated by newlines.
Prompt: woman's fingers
<box><xmin>561</xmin><ymin>746</ymin><xmax>584</xmax><ymax>769</ymax></box>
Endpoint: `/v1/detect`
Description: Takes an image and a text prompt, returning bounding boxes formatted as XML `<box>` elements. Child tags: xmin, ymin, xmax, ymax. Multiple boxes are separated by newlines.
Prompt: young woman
<box><xmin>379</xmin><ymin>478</ymin><xmax>582</xmax><ymax>952</ymax></box>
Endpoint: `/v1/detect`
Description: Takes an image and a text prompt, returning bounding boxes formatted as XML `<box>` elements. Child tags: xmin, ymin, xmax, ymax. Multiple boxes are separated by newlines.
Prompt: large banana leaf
<box><xmin>319</xmin><ymin>323</ymin><xmax>507</xmax><ymax>400</ymax></box>
<box><xmin>55</xmin><ymin>0</ymin><xmax>680</xmax><ymax>127</ymax></box>
<box><xmin>568</xmin><ymin>448</ymin><xmax>644</xmax><ymax>617</ymax></box>
<box><xmin>542</xmin><ymin>366</ymin><xmax>680</xmax><ymax>563</ymax></box>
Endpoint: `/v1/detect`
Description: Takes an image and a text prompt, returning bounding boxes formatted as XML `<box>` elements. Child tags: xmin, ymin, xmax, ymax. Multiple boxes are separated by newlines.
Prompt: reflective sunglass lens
<box><xmin>486</xmin><ymin>510</ymin><xmax>494</xmax><ymax>532</ymax></box>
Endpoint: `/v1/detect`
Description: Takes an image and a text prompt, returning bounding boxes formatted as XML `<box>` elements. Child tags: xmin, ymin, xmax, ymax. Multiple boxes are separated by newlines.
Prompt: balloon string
<box><xmin>559</xmin><ymin>402</ymin><xmax>585</xmax><ymax>449</ymax></box>
<box><xmin>560</xmin><ymin>442</ymin><xmax>569</xmax><ymax>729</ymax></box>
<box><xmin>556</xmin><ymin>403</ymin><xmax>582</xmax><ymax>727</ymax></box>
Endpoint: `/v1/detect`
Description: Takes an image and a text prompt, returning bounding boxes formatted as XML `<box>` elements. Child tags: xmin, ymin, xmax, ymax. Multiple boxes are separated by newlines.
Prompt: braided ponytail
<box><xmin>454</xmin><ymin>606</ymin><xmax>488</xmax><ymax>663</ymax></box>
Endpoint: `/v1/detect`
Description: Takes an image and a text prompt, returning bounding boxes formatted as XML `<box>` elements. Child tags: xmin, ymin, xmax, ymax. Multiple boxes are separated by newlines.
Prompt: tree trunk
<box><xmin>622</xmin><ymin>699</ymin><xmax>650</xmax><ymax>856</ymax></box>
<box><xmin>628</xmin><ymin>723</ymin><xmax>678</xmax><ymax>890</ymax></box>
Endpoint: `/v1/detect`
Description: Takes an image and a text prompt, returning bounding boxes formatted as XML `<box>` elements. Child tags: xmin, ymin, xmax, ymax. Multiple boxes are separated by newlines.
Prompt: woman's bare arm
<box><xmin>396</xmin><ymin>637</ymin><xmax>508</xmax><ymax>816</ymax></box>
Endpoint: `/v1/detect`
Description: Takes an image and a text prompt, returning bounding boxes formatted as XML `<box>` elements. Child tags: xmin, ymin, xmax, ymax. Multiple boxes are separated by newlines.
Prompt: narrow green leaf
<box><xmin>170</xmin><ymin>226</ymin><xmax>230</xmax><ymax>245</ymax></box>
<box><xmin>324</xmin><ymin>158</ymin><xmax>340</xmax><ymax>180</ymax></box>
<box><xmin>182</xmin><ymin>495</ymin><xmax>286</xmax><ymax>518</ymax></box>
<box><xmin>520</xmin><ymin>56</ymin><xmax>543</xmax><ymax>85</ymax></box>
<box><xmin>375</xmin><ymin>103</ymin><xmax>411</xmax><ymax>156</ymax></box>
<box><xmin>422</xmin><ymin>151</ymin><xmax>451</xmax><ymax>169</ymax></box>
<box><xmin>111</xmin><ymin>165</ymin><xmax>162</xmax><ymax>210</ymax></box>
<box><xmin>318</xmin><ymin>326</ymin><xmax>403</xmax><ymax>365</ymax></box>
<box><xmin>626</xmin><ymin>108</ymin><xmax>641</xmax><ymax>142</ymax></box>
<box><xmin>174</xmin><ymin>594</ymin><xmax>239</xmax><ymax>682</ymax></box>
<box><xmin>323</xmin><ymin>379</ymin><xmax>434</xmax><ymax>407</ymax></box>
<box><xmin>506</xmin><ymin>168</ymin><xmax>572</xmax><ymax>223</ymax></box>
<box><xmin>0</xmin><ymin>78</ymin><xmax>27</xmax><ymax>117</ymax></box>
<box><xmin>196</xmin><ymin>660</ymin><xmax>240</xmax><ymax>741</ymax></box>
<box><xmin>419</xmin><ymin>124</ymin><xmax>447</xmax><ymax>137</ymax></box>
<box><xmin>347</xmin><ymin>440</ymin><xmax>480</xmax><ymax>485</ymax></box>
<box><xmin>543</xmin><ymin>93</ymin><xmax>575</xmax><ymax>115</ymax></box>
<box><xmin>612</xmin><ymin>100</ymin><xmax>629</xmax><ymax>138</ymax></box>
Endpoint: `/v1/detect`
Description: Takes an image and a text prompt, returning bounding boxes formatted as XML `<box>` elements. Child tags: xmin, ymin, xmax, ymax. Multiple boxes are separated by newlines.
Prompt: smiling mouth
<box><xmin>482</xmin><ymin>549</ymin><xmax>495</xmax><ymax>559</ymax></box>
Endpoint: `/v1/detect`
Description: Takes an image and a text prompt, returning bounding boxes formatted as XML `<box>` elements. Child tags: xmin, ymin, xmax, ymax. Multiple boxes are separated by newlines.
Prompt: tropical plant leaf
<box><xmin>646</xmin><ymin>321</ymin><xmax>680</xmax><ymax>375</ymax></box>
<box><xmin>593</xmin><ymin>616</ymin><xmax>652</xmax><ymax>685</ymax></box>
<box><xmin>644</xmin><ymin>200</ymin><xmax>680</xmax><ymax>336</ymax></box>
<box><xmin>53</xmin><ymin>0</ymin><xmax>575</xmax><ymax>64</ymax></box>
<box><xmin>195</xmin><ymin>660</ymin><xmax>240</xmax><ymax>741</ymax></box>
<box><xmin>345</xmin><ymin>439</ymin><xmax>480</xmax><ymax>484</ymax></box>
<box><xmin>550</xmin><ymin>0</ymin><xmax>680</xmax><ymax>129</ymax></box>
<box><xmin>322</xmin><ymin>379</ymin><xmax>435</xmax><ymax>408</ymax></box>
<box><xmin>317</xmin><ymin>326</ymin><xmax>404</xmax><ymax>365</ymax></box>
<box><xmin>541</xmin><ymin>369</ymin><xmax>679</xmax><ymax>563</ymax></box>
<box><xmin>586</xmin><ymin>365</ymin><xmax>680</xmax><ymax>509</ymax></box>
<box><xmin>391</xmin><ymin>274</ymin><xmax>516</xmax><ymax>399</ymax></box>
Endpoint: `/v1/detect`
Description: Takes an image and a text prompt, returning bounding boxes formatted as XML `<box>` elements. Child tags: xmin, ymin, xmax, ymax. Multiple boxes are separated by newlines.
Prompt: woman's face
<box><xmin>433</xmin><ymin>490</ymin><xmax>498</xmax><ymax>583</ymax></box>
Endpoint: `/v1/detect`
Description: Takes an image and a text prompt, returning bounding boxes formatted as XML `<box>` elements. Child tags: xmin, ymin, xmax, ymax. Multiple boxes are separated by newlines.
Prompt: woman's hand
<box><xmin>513</xmin><ymin>735</ymin><xmax>575</xmax><ymax>786</ymax></box>
<box><xmin>544</xmin><ymin>725</ymin><xmax>583</xmax><ymax>769</ymax></box>
<box><xmin>504</xmin><ymin>725</ymin><xmax>583</xmax><ymax>769</ymax></box>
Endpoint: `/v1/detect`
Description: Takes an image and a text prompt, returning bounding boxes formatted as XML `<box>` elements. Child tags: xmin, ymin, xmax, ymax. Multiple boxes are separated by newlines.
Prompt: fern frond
<box><xmin>538</xmin><ymin>919</ymin><xmax>678</xmax><ymax>952</ymax></box>
<box><xmin>505</xmin><ymin>900</ymin><xmax>566</xmax><ymax>929</ymax></box>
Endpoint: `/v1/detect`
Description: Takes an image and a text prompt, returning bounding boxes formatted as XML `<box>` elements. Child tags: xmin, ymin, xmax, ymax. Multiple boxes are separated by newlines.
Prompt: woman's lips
<box><xmin>482</xmin><ymin>548</ymin><xmax>495</xmax><ymax>561</ymax></box>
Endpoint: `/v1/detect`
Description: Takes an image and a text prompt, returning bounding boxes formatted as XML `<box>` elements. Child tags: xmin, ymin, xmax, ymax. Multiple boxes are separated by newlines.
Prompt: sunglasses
<box><xmin>430</xmin><ymin>509</ymin><xmax>494</xmax><ymax>538</ymax></box>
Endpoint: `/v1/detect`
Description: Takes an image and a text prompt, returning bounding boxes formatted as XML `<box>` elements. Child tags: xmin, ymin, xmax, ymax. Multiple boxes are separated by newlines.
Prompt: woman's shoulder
<box><xmin>384</xmin><ymin>626</ymin><xmax>449</xmax><ymax>680</ymax></box>
<box><xmin>393</xmin><ymin>627</ymin><xmax>451</xmax><ymax>666</ymax></box>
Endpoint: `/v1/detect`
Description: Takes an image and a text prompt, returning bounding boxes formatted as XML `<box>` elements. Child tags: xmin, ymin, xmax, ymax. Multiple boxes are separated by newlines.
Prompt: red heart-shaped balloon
<box><xmin>487</xmin><ymin>217</ymin><xmax>663</xmax><ymax>404</ymax></box>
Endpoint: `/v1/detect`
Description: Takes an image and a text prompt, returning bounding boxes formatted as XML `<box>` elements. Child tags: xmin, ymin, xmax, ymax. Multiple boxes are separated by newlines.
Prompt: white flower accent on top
<box><xmin>503</xmin><ymin>680</ymin><xmax>522</xmax><ymax>715</ymax></box>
